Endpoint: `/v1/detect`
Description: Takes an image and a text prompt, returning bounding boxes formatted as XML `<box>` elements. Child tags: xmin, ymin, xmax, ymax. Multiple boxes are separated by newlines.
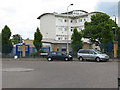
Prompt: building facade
<box><xmin>118</xmin><ymin>1</ymin><xmax>120</xmax><ymax>27</ymax></box>
<box><xmin>37</xmin><ymin>10</ymin><xmax>103</xmax><ymax>52</ymax></box>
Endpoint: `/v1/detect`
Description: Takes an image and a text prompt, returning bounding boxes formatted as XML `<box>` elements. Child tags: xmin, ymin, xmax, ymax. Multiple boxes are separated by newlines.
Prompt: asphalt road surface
<box><xmin>2</xmin><ymin>60</ymin><xmax>118</xmax><ymax>88</ymax></box>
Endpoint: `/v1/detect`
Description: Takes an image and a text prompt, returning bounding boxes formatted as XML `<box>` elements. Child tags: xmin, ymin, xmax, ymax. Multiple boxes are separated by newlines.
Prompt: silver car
<box><xmin>77</xmin><ymin>49</ymin><xmax>109</xmax><ymax>62</ymax></box>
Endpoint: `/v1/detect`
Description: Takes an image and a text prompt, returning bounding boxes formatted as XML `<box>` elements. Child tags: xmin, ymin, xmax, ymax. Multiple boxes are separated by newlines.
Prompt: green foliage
<box><xmin>71</xmin><ymin>28</ymin><xmax>83</xmax><ymax>56</ymax></box>
<box><xmin>82</xmin><ymin>13</ymin><xmax>115</xmax><ymax>52</ymax></box>
<box><xmin>33</xmin><ymin>27</ymin><xmax>43</xmax><ymax>54</ymax></box>
<box><xmin>117</xmin><ymin>27</ymin><xmax>120</xmax><ymax>43</ymax></box>
<box><xmin>12</xmin><ymin>34</ymin><xmax>22</xmax><ymax>44</ymax></box>
<box><xmin>1</xmin><ymin>25</ymin><xmax>13</xmax><ymax>54</ymax></box>
<box><xmin>117</xmin><ymin>27</ymin><xmax>120</xmax><ymax>58</ymax></box>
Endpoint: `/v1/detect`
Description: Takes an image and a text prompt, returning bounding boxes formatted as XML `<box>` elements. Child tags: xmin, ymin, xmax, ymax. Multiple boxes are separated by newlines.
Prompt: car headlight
<box><xmin>69</xmin><ymin>55</ymin><xmax>72</xmax><ymax>57</ymax></box>
<box><xmin>100</xmin><ymin>56</ymin><xmax>105</xmax><ymax>58</ymax></box>
<box><xmin>100</xmin><ymin>55</ymin><xmax>109</xmax><ymax>58</ymax></box>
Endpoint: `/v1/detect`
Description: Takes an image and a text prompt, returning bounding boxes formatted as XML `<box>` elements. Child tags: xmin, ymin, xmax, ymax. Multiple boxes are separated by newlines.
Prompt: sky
<box><xmin>0</xmin><ymin>0</ymin><xmax>119</xmax><ymax>39</ymax></box>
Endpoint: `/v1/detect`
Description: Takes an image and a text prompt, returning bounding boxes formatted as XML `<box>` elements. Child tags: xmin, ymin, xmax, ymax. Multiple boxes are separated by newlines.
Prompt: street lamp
<box><xmin>67</xmin><ymin>3</ymin><xmax>73</xmax><ymax>55</ymax></box>
<box><xmin>113</xmin><ymin>15</ymin><xmax>117</xmax><ymax>38</ymax></box>
<box><xmin>112</xmin><ymin>15</ymin><xmax>118</xmax><ymax>59</ymax></box>
<box><xmin>20</xmin><ymin>35</ymin><xmax>22</xmax><ymax>59</ymax></box>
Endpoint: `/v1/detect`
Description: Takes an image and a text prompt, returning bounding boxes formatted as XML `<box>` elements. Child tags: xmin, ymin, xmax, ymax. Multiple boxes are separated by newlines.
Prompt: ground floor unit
<box><xmin>9</xmin><ymin>39</ymin><xmax>116</xmax><ymax>57</ymax></box>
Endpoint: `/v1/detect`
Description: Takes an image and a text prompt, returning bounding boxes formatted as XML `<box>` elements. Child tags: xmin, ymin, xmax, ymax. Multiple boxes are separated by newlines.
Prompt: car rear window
<box><xmin>78</xmin><ymin>50</ymin><xmax>89</xmax><ymax>54</ymax></box>
<box><xmin>78</xmin><ymin>50</ymin><xmax>85</xmax><ymax>53</ymax></box>
<box><xmin>78</xmin><ymin>50</ymin><xmax>83</xmax><ymax>53</ymax></box>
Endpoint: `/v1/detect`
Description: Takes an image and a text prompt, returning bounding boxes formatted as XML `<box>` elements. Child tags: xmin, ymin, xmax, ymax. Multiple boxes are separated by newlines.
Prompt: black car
<box><xmin>47</xmin><ymin>51</ymin><xmax>72</xmax><ymax>61</ymax></box>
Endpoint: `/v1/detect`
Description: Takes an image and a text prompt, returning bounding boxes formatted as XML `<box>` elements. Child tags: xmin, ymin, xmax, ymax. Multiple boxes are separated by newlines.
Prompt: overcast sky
<box><xmin>0</xmin><ymin>0</ymin><xmax>119</xmax><ymax>39</ymax></box>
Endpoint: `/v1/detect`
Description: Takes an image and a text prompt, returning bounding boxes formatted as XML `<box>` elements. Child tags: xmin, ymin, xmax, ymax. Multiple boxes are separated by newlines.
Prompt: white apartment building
<box><xmin>118</xmin><ymin>1</ymin><xmax>120</xmax><ymax>27</ymax></box>
<box><xmin>37</xmin><ymin>10</ymin><xmax>103</xmax><ymax>52</ymax></box>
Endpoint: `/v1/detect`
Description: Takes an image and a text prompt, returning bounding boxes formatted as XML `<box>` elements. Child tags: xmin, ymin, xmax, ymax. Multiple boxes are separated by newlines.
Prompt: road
<box><xmin>2</xmin><ymin>60</ymin><xmax>118</xmax><ymax>88</ymax></box>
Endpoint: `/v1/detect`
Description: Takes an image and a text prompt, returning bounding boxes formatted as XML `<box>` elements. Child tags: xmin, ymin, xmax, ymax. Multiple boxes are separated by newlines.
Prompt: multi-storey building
<box><xmin>37</xmin><ymin>10</ymin><xmax>102</xmax><ymax>52</ymax></box>
<box><xmin>118</xmin><ymin>1</ymin><xmax>120</xmax><ymax>27</ymax></box>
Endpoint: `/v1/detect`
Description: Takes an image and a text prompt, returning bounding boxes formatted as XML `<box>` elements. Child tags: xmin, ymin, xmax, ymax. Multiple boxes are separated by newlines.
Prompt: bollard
<box><xmin>14</xmin><ymin>56</ymin><xmax>18</xmax><ymax>59</ymax></box>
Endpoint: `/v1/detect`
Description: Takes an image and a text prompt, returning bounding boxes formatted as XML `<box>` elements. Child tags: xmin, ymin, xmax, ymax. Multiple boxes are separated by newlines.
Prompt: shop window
<box><xmin>25</xmin><ymin>46</ymin><xmax>28</xmax><ymax>51</ymax></box>
<box><xmin>61</xmin><ymin>49</ymin><xmax>66</xmax><ymax>51</ymax></box>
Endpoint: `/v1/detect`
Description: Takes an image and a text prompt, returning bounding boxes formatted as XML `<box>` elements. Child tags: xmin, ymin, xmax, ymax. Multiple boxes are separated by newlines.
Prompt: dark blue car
<box><xmin>47</xmin><ymin>51</ymin><xmax>72</xmax><ymax>61</ymax></box>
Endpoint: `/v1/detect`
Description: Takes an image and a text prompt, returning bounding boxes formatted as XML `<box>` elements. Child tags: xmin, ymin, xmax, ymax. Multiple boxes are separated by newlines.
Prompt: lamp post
<box><xmin>112</xmin><ymin>15</ymin><xmax>118</xmax><ymax>59</ymax></box>
<box><xmin>67</xmin><ymin>4</ymin><xmax>73</xmax><ymax>55</ymax></box>
<box><xmin>20</xmin><ymin>35</ymin><xmax>22</xmax><ymax>59</ymax></box>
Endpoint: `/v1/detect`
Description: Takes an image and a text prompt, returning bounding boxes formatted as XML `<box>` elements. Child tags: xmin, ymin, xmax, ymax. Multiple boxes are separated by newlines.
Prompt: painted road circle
<box><xmin>2</xmin><ymin>68</ymin><xmax>34</xmax><ymax>72</ymax></box>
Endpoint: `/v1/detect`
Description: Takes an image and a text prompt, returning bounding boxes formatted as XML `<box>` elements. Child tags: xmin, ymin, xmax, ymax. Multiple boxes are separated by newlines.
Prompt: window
<box><xmin>58</xmin><ymin>27</ymin><xmax>62</xmax><ymax>31</ymax></box>
<box><xmin>84</xmin><ymin>19</ymin><xmax>86</xmax><ymax>21</ymax></box>
<box><xmin>64</xmin><ymin>19</ymin><xmax>67</xmax><ymax>22</ymax></box>
<box><xmin>79</xmin><ymin>19</ymin><xmax>82</xmax><ymax>22</ymax></box>
<box><xmin>78</xmin><ymin>50</ymin><xmax>89</xmax><ymax>53</ymax></box>
<box><xmin>61</xmin><ymin>49</ymin><xmax>66</xmax><ymax>51</ymax></box>
<box><xmin>58</xmin><ymin>37</ymin><xmax>61</xmax><ymax>40</ymax></box>
<box><xmin>64</xmin><ymin>27</ymin><xmax>67</xmax><ymax>31</ymax></box>
<box><xmin>18</xmin><ymin>46</ymin><xmax>22</xmax><ymax>51</ymax></box>
<box><xmin>58</xmin><ymin>19</ymin><xmax>63</xmax><ymax>22</ymax></box>
<box><xmin>25</xmin><ymin>46</ymin><xmax>28</xmax><ymax>51</ymax></box>
<box><xmin>57</xmin><ymin>52</ymin><xmax>62</xmax><ymax>55</ymax></box>
<box><xmin>84</xmin><ymin>50</ymin><xmax>89</xmax><ymax>54</ymax></box>
<box><xmin>51</xmin><ymin>52</ymin><xmax>56</xmax><ymax>55</ymax></box>
<box><xmin>78</xmin><ymin>50</ymin><xmax>84</xmax><ymax>53</ymax></box>
<box><xmin>75</xmin><ymin>20</ymin><xmax>77</xmax><ymax>23</ymax></box>
<box><xmin>57</xmin><ymin>45</ymin><xmax>59</xmax><ymax>51</ymax></box>
<box><xmin>88</xmin><ymin>50</ymin><xmax>94</xmax><ymax>54</ymax></box>
<box><xmin>61</xmin><ymin>44</ymin><xmax>66</xmax><ymax>51</ymax></box>
<box><xmin>57</xmin><ymin>48</ymin><xmax>59</xmax><ymax>51</ymax></box>
<box><xmin>64</xmin><ymin>35</ymin><xmax>67</xmax><ymax>40</ymax></box>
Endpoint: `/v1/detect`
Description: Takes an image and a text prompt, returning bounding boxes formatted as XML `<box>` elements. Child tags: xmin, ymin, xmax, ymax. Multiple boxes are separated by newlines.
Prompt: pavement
<box><xmin>2</xmin><ymin>60</ymin><xmax>118</xmax><ymax>88</ymax></box>
<box><xmin>1</xmin><ymin>57</ymin><xmax>120</xmax><ymax>62</ymax></box>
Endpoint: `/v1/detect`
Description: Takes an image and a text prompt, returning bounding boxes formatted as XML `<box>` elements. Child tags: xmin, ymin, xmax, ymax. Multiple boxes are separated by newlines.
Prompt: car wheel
<box><xmin>79</xmin><ymin>57</ymin><xmax>83</xmax><ymax>61</ymax></box>
<box><xmin>96</xmin><ymin>57</ymin><xmax>100</xmax><ymax>62</ymax></box>
<box><xmin>65</xmin><ymin>57</ymin><xmax>69</xmax><ymax>61</ymax></box>
<box><xmin>47</xmin><ymin>57</ymin><xmax>52</xmax><ymax>61</ymax></box>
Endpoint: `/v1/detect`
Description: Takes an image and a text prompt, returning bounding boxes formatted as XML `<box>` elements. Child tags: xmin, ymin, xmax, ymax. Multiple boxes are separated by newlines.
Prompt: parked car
<box><xmin>47</xmin><ymin>51</ymin><xmax>72</xmax><ymax>61</ymax></box>
<box><xmin>118</xmin><ymin>77</ymin><xmax>120</xmax><ymax>88</ymax></box>
<box><xmin>77</xmin><ymin>49</ymin><xmax>109</xmax><ymax>62</ymax></box>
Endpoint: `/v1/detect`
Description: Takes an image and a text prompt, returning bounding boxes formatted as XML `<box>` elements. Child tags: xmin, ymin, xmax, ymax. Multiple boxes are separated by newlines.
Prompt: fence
<box><xmin>2</xmin><ymin>44</ymin><xmax>50</xmax><ymax>58</ymax></box>
<box><xmin>71</xmin><ymin>42</ymin><xmax>120</xmax><ymax>59</ymax></box>
<box><xmin>1</xmin><ymin>43</ymin><xmax>120</xmax><ymax>59</ymax></box>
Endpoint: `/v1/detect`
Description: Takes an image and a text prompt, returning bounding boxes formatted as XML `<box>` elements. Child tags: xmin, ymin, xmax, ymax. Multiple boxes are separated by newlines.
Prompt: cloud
<box><xmin>95</xmin><ymin>0</ymin><xmax>120</xmax><ymax>24</ymax></box>
<box><xmin>0</xmin><ymin>0</ymin><xmax>99</xmax><ymax>39</ymax></box>
<box><xmin>95</xmin><ymin>0</ymin><xmax>119</xmax><ymax>16</ymax></box>
<box><xmin>98</xmin><ymin>0</ymin><xmax>119</xmax><ymax>2</ymax></box>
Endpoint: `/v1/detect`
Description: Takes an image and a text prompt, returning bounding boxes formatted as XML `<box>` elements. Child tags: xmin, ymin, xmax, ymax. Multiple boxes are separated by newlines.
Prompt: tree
<box><xmin>117</xmin><ymin>27</ymin><xmax>120</xmax><ymax>43</ymax></box>
<box><xmin>71</xmin><ymin>28</ymin><xmax>83</xmax><ymax>56</ymax></box>
<box><xmin>2</xmin><ymin>25</ymin><xmax>13</xmax><ymax>54</ymax></box>
<box><xmin>33</xmin><ymin>27</ymin><xmax>42</xmax><ymax>54</ymax></box>
<box><xmin>12</xmin><ymin>34</ymin><xmax>22</xmax><ymax>44</ymax></box>
<box><xmin>117</xmin><ymin>27</ymin><xmax>120</xmax><ymax>58</ymax></box>
<box><xmin>82</xmin><ymin>13</ymin><xmax>115</xmax><ymax>52</ymax></box>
